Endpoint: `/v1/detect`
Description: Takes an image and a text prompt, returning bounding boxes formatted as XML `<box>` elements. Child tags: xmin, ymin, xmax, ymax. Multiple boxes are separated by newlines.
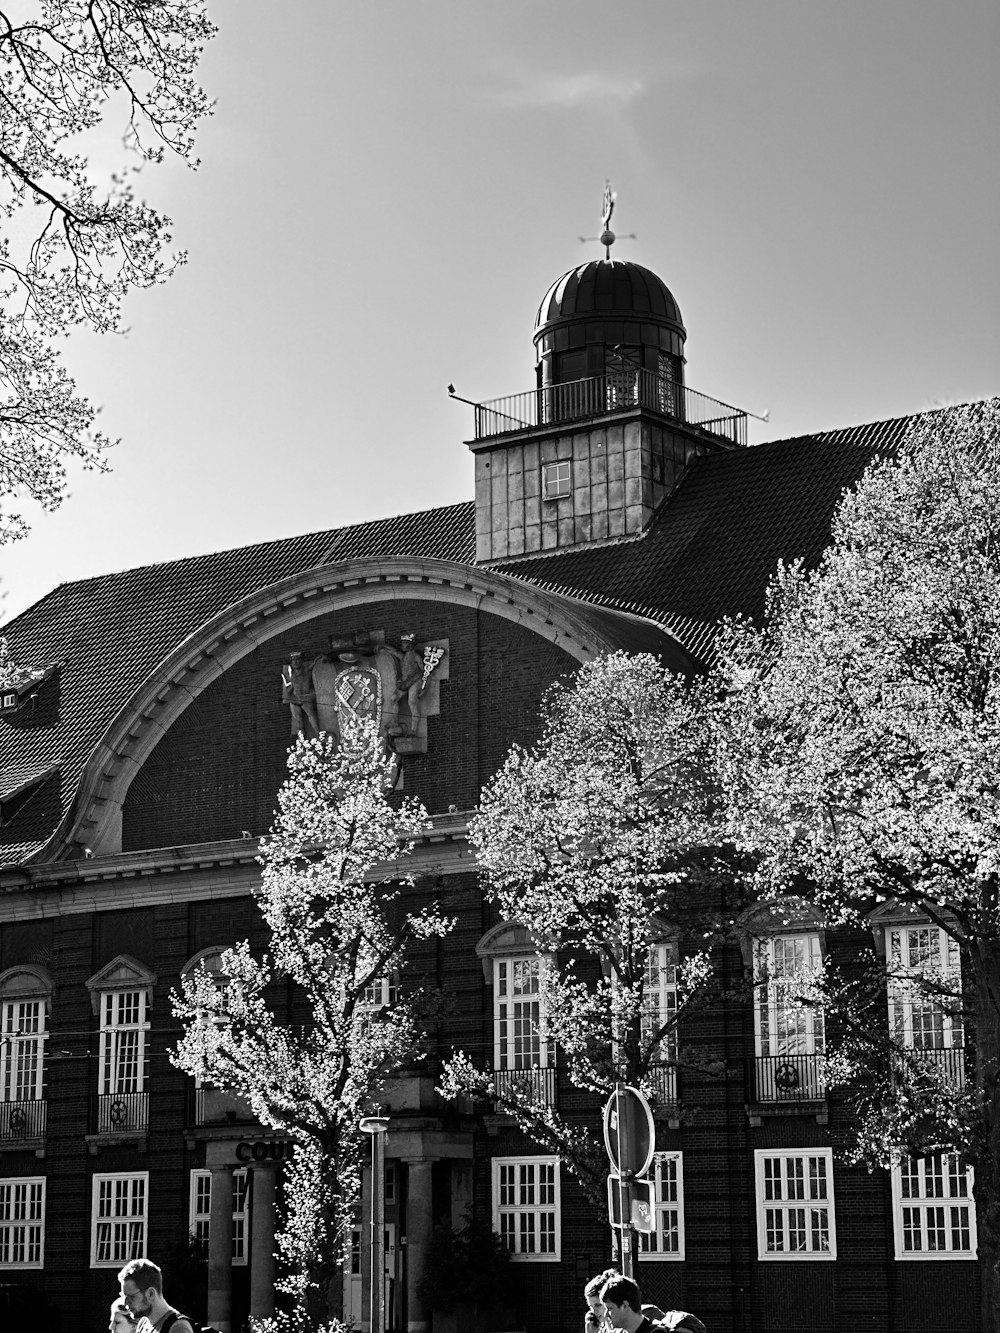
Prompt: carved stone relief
<box><xmin>281</xmin><ymin>630</ymin><xmax>449</xmax><ymax>758</ymax></box>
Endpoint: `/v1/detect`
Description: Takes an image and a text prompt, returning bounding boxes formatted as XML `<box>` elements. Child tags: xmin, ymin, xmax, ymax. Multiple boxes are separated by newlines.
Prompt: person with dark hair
<box><xmin>584</xmin><ymin>1267</ymin><xmax>621</xmax><ymax>1331</ymax></box>
<box><xmin>600</xmin><ymin>1275</ymin><xmax>708</xmax><ymax>1333</ymax></box>
<box><xmin>118</xmin><ymin>1259</ymin><xmax>194</xmax><ymax>1333</ymax></box>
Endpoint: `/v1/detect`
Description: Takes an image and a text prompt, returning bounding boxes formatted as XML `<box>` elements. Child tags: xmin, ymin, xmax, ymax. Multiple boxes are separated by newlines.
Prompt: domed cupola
<box><xmin>533</xmin><ymin>258</ymin><xmax>686</xmax><ymax>395</ymax></box>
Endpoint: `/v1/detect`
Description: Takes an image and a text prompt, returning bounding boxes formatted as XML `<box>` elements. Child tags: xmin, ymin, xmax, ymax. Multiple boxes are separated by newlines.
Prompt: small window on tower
<box><xmin>542</xmin><ymin>461</ymin><xmax>571</xmax><ymax>500</ymax></box>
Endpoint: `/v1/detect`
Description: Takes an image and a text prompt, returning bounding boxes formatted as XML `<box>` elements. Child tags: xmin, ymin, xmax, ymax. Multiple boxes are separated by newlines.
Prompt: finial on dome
<box><xmin>600</xmin><ymin>179</ymin><xmax>616</xmax><ymax>257</ymax></box>
<box><xmin>578</xmin><ymin>180</ymin><xmax>635</xmax><ymax>257</ymax></box>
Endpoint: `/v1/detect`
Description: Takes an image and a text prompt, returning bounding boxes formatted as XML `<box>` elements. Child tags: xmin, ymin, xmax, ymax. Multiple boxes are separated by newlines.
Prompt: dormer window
<box><xmin>542</xmin><ymin>461</ymin><xmax>571</xmax><ymax>500</ymax></box>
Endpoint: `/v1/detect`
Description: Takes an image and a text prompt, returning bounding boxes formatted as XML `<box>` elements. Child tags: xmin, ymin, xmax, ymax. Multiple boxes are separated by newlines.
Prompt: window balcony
<box><xmin>893</xmin><ymin>1044</ymin><xmax>966</xmax><ymax>1090</ymax></box>
<box><xmin>492</xmin><ymin>1065</ymin><xmax>557</xmax><ymax>1108</ymax></box>
<box><xmin>92</xmin><ymin>1091</ymin><xmax>149</xmax><ymax>1135</ymax></box>
<box><xmin>752</xmin><ymin>1053</ymin><xmax>827</xmax><ymax>1106</ymax></box>
<box><xmin>0</xmin><ymin>1097</ymin><xmax>46</xmax><ymax>1145</ymax></box>
<box><xmin>646</xmin><ymin>1062</ymin><xmax>678</xmax><ymax>1108</ymax></box>
<box><xmin>190</xmin><ymin>1083</ymin><xmax>255</xmax><ymax>1127</ymax></box>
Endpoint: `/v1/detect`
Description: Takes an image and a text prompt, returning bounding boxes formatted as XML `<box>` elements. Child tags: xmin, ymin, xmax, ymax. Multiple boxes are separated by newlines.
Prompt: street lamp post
<box><xmin>360</xmin><ymin>1113</ymin><xmax>390</xmax><ymax>1333</ymax></box>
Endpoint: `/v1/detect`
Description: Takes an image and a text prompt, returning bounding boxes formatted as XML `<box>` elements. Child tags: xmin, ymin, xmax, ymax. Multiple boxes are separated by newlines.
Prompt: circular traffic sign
<box><xmin>603</xmin><ymin>1083</ymin><xmax>655</xmax><ymax>1177</ymax></box>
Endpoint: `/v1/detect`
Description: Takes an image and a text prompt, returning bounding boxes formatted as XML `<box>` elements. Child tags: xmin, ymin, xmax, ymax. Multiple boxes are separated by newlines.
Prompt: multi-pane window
<box><xmin>542</xmin><ymin>460</ymin><xmax>571</xmax><ymax>500</ymax></box>
<box><xmin>891</xmin><ymin>1153</ymin><xmax>977</xmax><ymax>1260</ymax></box>
<box><xmin>362</xmin><ymin>976</ymin><xmax>399</xmax><ymax>1009</ymax></box>
<box><xmin>638</xmin><ymin>1152</ymin><xmax>684</xmax><ymax>1260</ymax></box>
<box><xmin>494</xmin><ymin>957</ymin><xmax>554</xmax><ymax>1072</ymax></box>
<box><xmin>1</xmin><ymin>999</ymin><xmax>47</xmax><ymax>1103</ymax></box>
<box><xmin>642</xmin><ymin>942</ymin><xmax>678</xmax><ymax>1083</ymax></box>
<box><xmin>754</xmin><ymin>934</ymin><xmax>825</xmax><ymax>1100</ymax></box>
<box><xmin>492</xmin><ymin>1157</ymin><xmax>560</xmax><ymax>1261</ymax></box>
<box><xmin>91</xmin><ymin>1173</ymin><xmax>147</xmax><ymax>1266</ymax></box>
<box><xmin>754</xmin><ymin>1150</ymin><xmax>836</xmax><ymax>1259</ymax></box>
<box><xmin>99</xmin><ymin>989</ymin><xmax>149</xmax><ymax>1096</ymax></box>
<box><xmin>0</xmin><ymin>1177</ymin><xmax>44</xmax><ymax>1267</ymax></box>
<box><xmin>190</xmin><ymin>1169</ymin><xmax>249</xmax><ymax>1264</ymax></box>
<box><xmin>887</xmin><ymin>925</ymin><xmax>963</xmax><ymax>1068</ymax></box>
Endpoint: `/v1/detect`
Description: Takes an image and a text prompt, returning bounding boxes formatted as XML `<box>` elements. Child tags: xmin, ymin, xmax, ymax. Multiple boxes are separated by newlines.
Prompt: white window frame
<box><xmin>887</xmin><ymin>924</ymin><xmax>963</xmax><ymax>1053</ymax></box>
<box><xmin>542</xmin><ymin>460</ymin><xmax>571</xmax><ymax>500</ymax></box>
<box><xmin>493</xmin><ymin>955</ymin><xmax>554</xmax><ymax>1073</ymax></box>
<box><xmin>0</xmin><ymin>1176</ymin><xmax>45</xmax><ymax>1268</ymax></box>
<box><xmin>1</xmin><ymin>997</ymin><xmax>47</xmax><ymax>1104</ymax></box>
<box><xmin>91</xmin><ymin>1172</ymin><xmax>148</xmax><ymax>1267</ymax></box>
<box><xmin>99</xmin><ymin>988</ymin><xmax>149</xmax><ymax>1097</ymax></box>
<box><xmin>754</xmin><ymin>1149</ymin><xmax>836</xmax><ymax>1260</ymax></box>
<box><xmin>890</xmin><ymin>1153</ymin><xmax>977</xmax><ymax>1260</ymax></box>
<box><xmin>642</xmin><ymin>941</ymin><xmax>679</xmax><ymax>1064</ymax></box>
<box><xmin>638</xmin><ymin>1151</ymin><xmax>685</xmax><ymax>1260</ymax></box>
<box><xmin>492</xmin><ymin>1156</ymin><xmax>560</xmax><ymax>1261</ymax></box>
<box><xmin>189</xmin><ymin>1168</ymin><xmax>250</xmax><ymax>1265</ymax></box>
<box><xmin>754</xmin><ymin>933</ymin><xmax>825</xmax><ymax>1060</ymax></box>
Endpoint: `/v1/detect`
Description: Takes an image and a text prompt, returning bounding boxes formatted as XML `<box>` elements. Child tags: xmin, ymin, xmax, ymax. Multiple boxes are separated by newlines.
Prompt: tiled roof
<box><xmin>0</xmin><ymin>503</ymin><xmax>475</xmax><ymax>864</ymax></box>
<box><xmin>0</xmin><ymin>403</ymin><xmax>974</xmax><ymax>865</ymax></box>
<box><xmin>492</xmin><ymin>409</ymin><xmax>921</xmax><ymax>632</ymax></box>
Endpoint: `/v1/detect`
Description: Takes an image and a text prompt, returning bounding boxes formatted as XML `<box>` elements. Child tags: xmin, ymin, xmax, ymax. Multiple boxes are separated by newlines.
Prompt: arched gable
<box><xmin>52</xmin><ymin>558</ymin><xmax>691</xmax><ymax>859</ymax></box>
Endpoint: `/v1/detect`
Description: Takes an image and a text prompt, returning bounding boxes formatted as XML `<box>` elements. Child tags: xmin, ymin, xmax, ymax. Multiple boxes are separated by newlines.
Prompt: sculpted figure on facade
<box><xmin>281</xmin><ymin>650</ymin><xmax>321</xmax><ymax>738</ymax></box>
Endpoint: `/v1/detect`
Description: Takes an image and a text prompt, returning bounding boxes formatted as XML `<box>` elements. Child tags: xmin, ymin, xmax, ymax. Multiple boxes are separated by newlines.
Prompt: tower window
<box><xmin>542</xmin><ymin>461</ymin><xmax>571</xmax><ymax>500</ymax></box>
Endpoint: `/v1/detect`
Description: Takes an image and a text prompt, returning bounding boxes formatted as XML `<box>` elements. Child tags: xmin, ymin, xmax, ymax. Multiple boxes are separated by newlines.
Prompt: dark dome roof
<box><xmin>534</xmin><ymin>259</ymin><xmax>685</xmax><ymax>341</ymax></box>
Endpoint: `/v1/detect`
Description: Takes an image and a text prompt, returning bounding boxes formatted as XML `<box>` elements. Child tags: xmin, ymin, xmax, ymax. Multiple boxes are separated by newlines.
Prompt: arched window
<box><xmin>0</xmin><ymin>965</ymin><xmax>52</xmax><ymax>1143</ymax></box>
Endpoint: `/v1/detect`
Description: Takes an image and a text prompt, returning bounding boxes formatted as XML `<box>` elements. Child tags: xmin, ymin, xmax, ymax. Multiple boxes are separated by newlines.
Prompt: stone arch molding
<box><xmin>54</xmin><ymin>557</ymin><xmax>683</xmax><ymax>860</ymax></box>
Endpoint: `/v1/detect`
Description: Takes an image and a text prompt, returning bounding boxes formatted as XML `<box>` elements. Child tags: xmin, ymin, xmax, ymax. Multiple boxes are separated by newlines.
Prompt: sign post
<box><xmin>603</xmin><ymin>1083</ymin><xmax>655</xmax><ymax>1278</ymax></box>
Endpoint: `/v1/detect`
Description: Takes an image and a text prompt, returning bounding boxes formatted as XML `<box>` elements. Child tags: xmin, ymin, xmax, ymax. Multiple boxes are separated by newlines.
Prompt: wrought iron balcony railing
<box><xmin>191</xmin><ymin>1083</ymin><xmax>255</xmax><ymax>1127</ymax></box>
<box><xmin>492</xmin><ymin>1065</ymin><xmax>557</xmax><ymax>1107</ymax></box>
<box><xmin>93</xmin><ymin>1091</ymin><xmax>149</xmax><ymax>1135</ymax></box>
<box><xmin>0</xmin><ymin>1097</ymin><xmax>47</xmax><ymax>1141</ymax></box>
<box><xmin>646</xmin><ymin>1062</ymin><xmax>678</xmax><ymax>1107</ymax></box>
<box><xmin>893</xmin><ymin>1044</ymin><xmax>966</xmax><ymax>1090</ymax></box>
<box><xmin>753</xmin><ymin>1053</ymin><xmax>827</xmax><ymax>1104</ymax></box>
<box><xmin>473</xmin><ymin>372</ymin><xmax>748</xmax><ymax>448</ymax></box>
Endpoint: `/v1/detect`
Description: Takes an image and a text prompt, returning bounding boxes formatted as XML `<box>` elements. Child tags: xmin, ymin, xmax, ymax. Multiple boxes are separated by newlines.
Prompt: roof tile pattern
<box><xmin>0</xmin><ymin>405</ymin><xmax>960</xmax><ymax>865</ymax></box>
<box><xmin>0</xmin><ymin>503</ymin><xmax>474</xmax><ymax>864</ymax></box>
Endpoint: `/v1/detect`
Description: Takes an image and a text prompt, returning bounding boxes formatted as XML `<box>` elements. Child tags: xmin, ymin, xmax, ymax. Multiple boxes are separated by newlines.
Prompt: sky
<box><xmin>3</xmin><ymin>0</ymin><xmax>998</xmax><ymax>623</ymax></box>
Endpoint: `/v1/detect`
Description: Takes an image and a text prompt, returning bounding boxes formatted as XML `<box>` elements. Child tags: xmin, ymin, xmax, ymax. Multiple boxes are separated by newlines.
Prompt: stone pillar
<box><xmin>404</xmin><ymin>1158</ymin><xmax>435</xmax><ymax>1333</ymax></box>
<box><xmin>249</xmin><ymin>1163</ymin><xmax>278</xmax><ymax>1320</ymax></box>
<box><xmin>207</xmin><ymin>1164</ymin><xmax>234</xmax><ymax>1333</ymax></box>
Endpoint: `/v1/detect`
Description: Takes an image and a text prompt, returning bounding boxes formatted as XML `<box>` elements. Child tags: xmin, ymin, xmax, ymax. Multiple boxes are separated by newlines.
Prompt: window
<box><xmin>754</xmin><ymin>1150</ymin><xmax>836</xmax><ymax>1259</ymax></box>
<box><xmin>887</xmin><ymin>924</ymin><xmax>964</xmax><ymax>1083</ymax></box>
<box><xmin>493</xmin><ymin>954</ymin><xmax>556</xmax><ymax>1103</ymax></box>
<box><xmin>638</xmin><ymin>1152</ymin><xmax>684</xmax><ymax>1260</ymax></box>
<box><xmin>190</xmin><ymin>1169</ymin><xmax>249</xmax><ymax>1264</ymax></box>
<box><xmin>642</xmin><ymin>942</ymin><xmax>678</xmax><ymax>1103</ymax></box>
<box><xmin>362</xmin><ymin>975</ymin><xmax>399</xmax><ymax>1009</ymax></box>
<box><xmin>891</xmin><ymin>1153</ymin><xmax>977</xmax><ymax>1260</ymax></box>
<box><xmin>87</xmin><ymin>957</ymin><xmax>154</xmax><ymax>1135</ymax></box>
<box><xmin>98</xmin><ymin>988</ymin><xmax>149</xmax><ymax>1130</ymax></box>
<box><xmin>753</xmin><ymin>933</ymin><xmax>825</xmax><ymax>1101</ymax></box>
<box><xmin>542</xmin><ymin>460</ymin><xmax>571</xmax><ymax>500</ymax></box>
<box><xmin>0</xmin><ymin>1177</ymin><xmax>44</xmax><ymax>1268</ymax></box>
<box><xmin>0</xmin><ymin>966</ymin><xmax>51</xmax><ymax>1142</ymax></box>
<box><xmin>91</xmin><ymin>1172</ymin><xmax>147</xmax><ymax>1266</ymax></box>
<box><xmin>492</xmin><ymin>1157</ymin><xmax>560</xmax><ymax>1260</ymax></box>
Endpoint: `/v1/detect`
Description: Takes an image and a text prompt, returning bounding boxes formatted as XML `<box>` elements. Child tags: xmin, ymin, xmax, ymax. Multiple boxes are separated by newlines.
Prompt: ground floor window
<box><xmin>91</xmin><ymin>1172</ymin><xmax>147</xmax><ymax>1267</ymax></box>
<box><xmin>754</xmin><ymin>1149</ymin><xmax>836</xmax><ymax>1259</ymax></box>
<box><xmin>492</xmin><ymin>1156</ymin><xmax>560</xmax><ymax>1260</ymax></box>
<box><xmin>189</xmin><ymin>1168</ymin><xmax>249</xmax><ymax>1264</ymax></box>
<box><xmin>891</xmin><ymin>1153</ymin><xmax>977</xmax><ymax>1259</ymax></box>
<box><xmin>638</xmin><ymin>1152</ymin><xmax>685</xmax><ymax>1259</ymax></box>
<box><xmin>0</xmin><ymin>1177</ymin><xmax>44</xmax><ymax>1267</ymax></box>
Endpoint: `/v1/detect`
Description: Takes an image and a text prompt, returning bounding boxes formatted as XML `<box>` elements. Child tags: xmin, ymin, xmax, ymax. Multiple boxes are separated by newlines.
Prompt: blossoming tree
<box><xmin>714</xmin><ymin>400</ymin><xmax>1000</xmax><ymax>1330</ymax></box>
<box><xmin>440</xmin><ymin>653</ymin><xmax>725</xmax><ymax>1203</ymax></box>
<box><xmin>173</xmin><ymin>722</ymin><xmax>452</xmax><ymax>1328</ymax></box>
<box><xmin>0</xmin><ymin>1</ymin><xmax>215</xmax><ymax>544</ymax></box>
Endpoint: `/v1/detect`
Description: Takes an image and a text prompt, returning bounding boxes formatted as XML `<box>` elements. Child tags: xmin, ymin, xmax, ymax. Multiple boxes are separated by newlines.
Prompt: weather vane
<box><xmin>580</xmin><ymin>179</ymin><xmax>636</xmax><ymax>258</ymax></box>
